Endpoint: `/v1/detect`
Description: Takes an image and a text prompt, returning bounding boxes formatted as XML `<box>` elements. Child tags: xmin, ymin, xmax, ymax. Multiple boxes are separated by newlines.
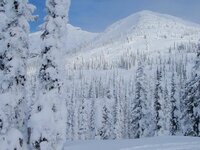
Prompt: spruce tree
<box><xmin>169</xmin><ymin>72</ymin><xmax>180</xmax><ymax>135</ymax></box>
<box><xmin>88</xmin><ymin>80</ymin><xmax>96</xmax><ymax>139</ymax></box>
<box><xmin>66</xmin><ymin>84</ymin><xmax>75</xmax><ymax>140</ymax></box>
<box><xmin>0</xmin><ymin>0</ymin><xmax>9</xmax><ymax>134</ymax></box>
<box><xmin>129</xmin><ymin>61</ymin><xmax>150</xmax><ymax>138</ymax></box>
<box><xmin>182</xmin><ymin>43</ymin><xmax>200</xmax><ymax>136</ymax></box>
<box><xmin>0</xmin><ymin>0</ymin><xmax>35</xmax><ymax>147</ymax></box>
<box><xmin>114</xmin><ymin>78</ymin><xmax>125</xmax><ymax>139</ymax></box>
<box><xmin>163</xmin><ymin>83</ymin><xmax>170</xmax><ymax>135</ymax></box>
<box><xmin>78</xmin><ymin>93</ymin><xmax>89</xmax><ymax>140</ymax></box>
<box><xmin>153</xmin><ymin>68</ymin><xmax>164</xmax><ymax>136</ymax></box>
<box><xmin>98</xmin><ymin>104</ymin><xmax>114</xmax><ymax>140</ymax></box>
<box><xmin>29</xmin><ymin>0</ymin><xmax>71</xmax><ymax>149</ymax></box>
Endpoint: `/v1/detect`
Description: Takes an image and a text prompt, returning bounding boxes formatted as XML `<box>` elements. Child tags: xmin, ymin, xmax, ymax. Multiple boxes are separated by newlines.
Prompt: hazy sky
<box><xmin>30</xmin><ymin>0</ymin><xmax>200</xmax><ymax>32</ymax></box>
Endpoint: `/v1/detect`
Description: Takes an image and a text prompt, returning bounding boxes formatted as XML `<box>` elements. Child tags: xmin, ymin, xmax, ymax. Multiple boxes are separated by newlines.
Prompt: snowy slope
<box><xmin>30</xmin><ymin>10</ymin><xmax>200</xmax><ymax>62</ymax></box>
<box><xmin>29</xmin><ymin>24</ymin><xmax>98</xmax><ymax>54</ymax></box>
<box><xmin>28</xmin><ymin>10</ymin><xmax>200</xmax><ymax>78</ymax></box>
<box><xmin>65</xmin><ymin>10</ymin><xmax>200</xmax><ymax>67</ymax></box>
<box><xmin>64</xmin><ymin>136</ymin><xmax>200</xmax><ymax>150</ymax></box>
<box><xmin>66</xmin><ymin>24</ymin><xmax>98</xmax><ymax>51</ymax></box>
<box><xmin>94</xmin><ymin>10</ymin><xmax>200</xmax><ymax>45</ymax></box>
<box><xmin>102</xmin><ymin>10</ymin><xmax>200</xmax><ymax>41</ymax></box>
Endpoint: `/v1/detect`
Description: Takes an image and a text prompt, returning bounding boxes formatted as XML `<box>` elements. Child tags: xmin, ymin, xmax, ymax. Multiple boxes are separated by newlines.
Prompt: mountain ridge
<box><xmin>63</xmin><ymin>10</ymin><xmax>200</xmax><ymax>65</ymax></box>
<box><xmin>30</xmin><ymin>10</ymin><xmax>200</xmax><ymax>58</ymax></box>
<box><xmin>98</xmin><ymin>10</ymin><xmax>200</xmax><ymax>43</ymax></box>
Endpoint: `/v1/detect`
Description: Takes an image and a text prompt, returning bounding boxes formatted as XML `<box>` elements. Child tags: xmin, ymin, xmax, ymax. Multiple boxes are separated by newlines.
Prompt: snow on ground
<box><xmin>64</xmin><ymin>136</ymin><xmax>200</xmax><ymax>150</ymax></box>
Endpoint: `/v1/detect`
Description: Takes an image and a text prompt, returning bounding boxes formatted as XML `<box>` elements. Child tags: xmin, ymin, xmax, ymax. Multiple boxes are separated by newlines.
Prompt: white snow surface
<box><xmin>64</xmin><ymin>136</ymin><xmax>200</xmax><ymax>150</ymax></box>
<box><xmin>29</xmin><ymin>24</ymin><xmax>98</xmax><ymax>54</ymax></box>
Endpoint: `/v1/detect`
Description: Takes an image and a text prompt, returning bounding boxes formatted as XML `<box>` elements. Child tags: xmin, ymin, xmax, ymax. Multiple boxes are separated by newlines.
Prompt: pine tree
<box><xmin>0</xmin><ymin>0</ymin><xmax>9</xmax><ymax>134</ymax></box>
<box><xmin>0</xmin><ymin>128</ymin><xmax>27</xmax><ymax>149</ymax></box>
<box><xmin>182</xmin><ymin>43</ymin><xmax>200</xmax><ymax>137</ymax></box>
<box><xmin>163</xmin><ymin>82</ymin><xmax>170</xmax><ymax>135</ymax></box>
<box><xmin>29</xmin><ymin>0</ymin><xmax>71</xmax><ymax>149</ymax></box>
<box><xmin>153</xmin><ymin>68</ymin><xmax>164</xmax><ymax>136</ymax></box>
<box><xmin>98</xmin><ymin>104</ymin><xmax>114</xmax><ymax>140</ymax></box>
<box><xmin>123</xmin><ymin>83</ymin><xmax>130</xmax><ymax>139</ymax></box>
<box><xmin>88</xmin><ymin>80</ymin><xmax>96</xmax><ymax>139</ymax></box>
<box><xmin>169</xmin><ymin>72</ymin><xmax>180</xmax><ymax>135</ymax></box>
<box><xmin>129</xmin><ymin>61</ymin><xmax>150</xmax><ymax>138</ymax></box>
<box><xmin>114</xmin><ymin>78</ymin><xmax>125</xmax><ymax>139</ymax></box>
<box><xmin>78</xmin><ymin>94</ymin><xmax>89</xmax><ymax>140</ymax></box>
<box><xmin>66</xmin><ymin>84</ymin><xmax>75</xmax><ymax>140</ymax></box>
<box><xmin>0</xmin><ymin>0</ymin><xmax>35</xmax><ymax>143</ymax></box>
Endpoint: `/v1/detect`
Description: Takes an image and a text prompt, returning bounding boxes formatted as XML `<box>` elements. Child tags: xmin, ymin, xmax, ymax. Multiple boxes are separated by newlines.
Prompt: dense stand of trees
<box><xmin>62</xmin><ymin>42</ymin><xmax>200</xmax><ymax>140</ymax></box>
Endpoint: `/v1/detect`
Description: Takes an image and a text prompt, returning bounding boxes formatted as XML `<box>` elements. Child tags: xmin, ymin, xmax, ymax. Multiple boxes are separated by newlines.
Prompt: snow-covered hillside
<box><xmin>64</xmin><ymin>136</ymin><xmax>200</xmax><ymax>150</ymax></box>
<box><xmin>102</xmin><ymin>10</ymin><xmax>200</xmax><ymax>42</ymax></box>
<box><xmin>66</xmin><ymin>24</ymin><xmax>98</xmax><ymax>51</ymax></box>
<box><xmin>30</xmin><ymin>10</ymin><xmax>200</xmax><ymax>65</ymax></box>
<box><xmin>65</xmin><ymin>10</ymin><xmax>200</xmax><ymax>68</ymax></box>
<box><xmin>29</xmin><ymin>24</ymin><xmax>98</xmax><ymax>54</ymax></box>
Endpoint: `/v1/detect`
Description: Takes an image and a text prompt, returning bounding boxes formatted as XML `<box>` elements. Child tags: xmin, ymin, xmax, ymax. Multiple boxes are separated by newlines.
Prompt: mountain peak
<box><xmin>101</xmin><ymin>10</ymin><xmax>200</xmax><ymax>42</ymax></box>
<box><xmin>135</xmin><ymin>10</ymin><xmax>158</xmax><ymax>16</ymax></box>
<box><xmin>107</xmin><ymin>10</ymin><xmax>199</xmax><ymax>30</ymax></box>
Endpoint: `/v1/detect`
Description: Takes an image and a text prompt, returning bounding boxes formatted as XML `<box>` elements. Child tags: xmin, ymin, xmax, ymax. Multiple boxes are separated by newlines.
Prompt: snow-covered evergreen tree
<box><xmin>153</xmin><ymin>68</ymin><xmax>164</xmax><ymax>136</ymax></box>
<box><xmin>88</xmin><ymin>81</ymin><xmax>96</xmax><ymax>139</ymax></box>
<box><xmin>114</xmin><ymin>78</ymin><xmax>125</xmax><ymax>139</ymax></box>
<box><xmin>78</xmin><ymin>96</ymin><xmax>89</xmax><ymax>140</ymax></box>
<box><xmin>129</xmin><ymin>61</ymin><xmax>150</xmax><ymax>138</ymax></box>
<box><xmin>169</xmin><ymin>71</ymin><xmax>180</xmax><ymax>135</ymax></box>
<box><xmin>0</xmin><ymin>0</ymin><xmax>9</xmax><ymax>135</ymax></box>
<box><xmin>182</xmin><ymin>43</ymin><xmax>200</xmax><ymax>136</ymax></box>
<box><xmin>66</xmin><ymin>84</ymin><xmax>75</xmax><ymax>140</ymax></box>
<box><xmin>0</xmin><ymin>128</ymin><xmax>27</xmax><ymax>149</ymax></box>
<box><xmin>162</xmin><ymin>82</ymin><xmax>170</xmax><ymax>134</ymax></box>
<box><xmin>28</xmin><ymin>0</ymin><xmax>71</xmax><ymax>149</ymax></box>
<box><xmin>123</xmin><ymin>83</ymin><xmax>130</xmax><ymax>139</ymax></box>
<box><xmin>0</xmin><ymin>0</ymin><xmax>35</xmax><ymax>146</ymax></box>
<box><xmin>98</xmin><ymin>103</ymin><xmax>114</xmax><ymax>140</ymax></box>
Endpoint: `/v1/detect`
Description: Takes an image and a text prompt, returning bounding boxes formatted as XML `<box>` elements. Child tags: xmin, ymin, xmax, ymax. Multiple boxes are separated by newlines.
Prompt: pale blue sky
<box><xmin>30</xmin><ymin>0</ymin><xmax>200</xmax><ymax>32</ymax></box>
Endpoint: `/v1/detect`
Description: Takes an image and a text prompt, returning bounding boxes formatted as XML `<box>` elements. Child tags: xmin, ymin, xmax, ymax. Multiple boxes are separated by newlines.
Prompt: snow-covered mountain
<box><xmin>30</xmin><ymin>10</ymin><xmax>200</xmax><ymax>59</ymax></box>
<box><xmin>28</xmin><ymin>10</ymin><xmax>200</xmax><ymax>76</ymax></box>
<box><xmin>101</xmin><ymin>10</ymin><xmax>200</xmax><ymax>42</ymax></box>
<box><xmin>64</xmin><ymin>10</ymin><xmax>200</xmax><ymax>69</ymax></box>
